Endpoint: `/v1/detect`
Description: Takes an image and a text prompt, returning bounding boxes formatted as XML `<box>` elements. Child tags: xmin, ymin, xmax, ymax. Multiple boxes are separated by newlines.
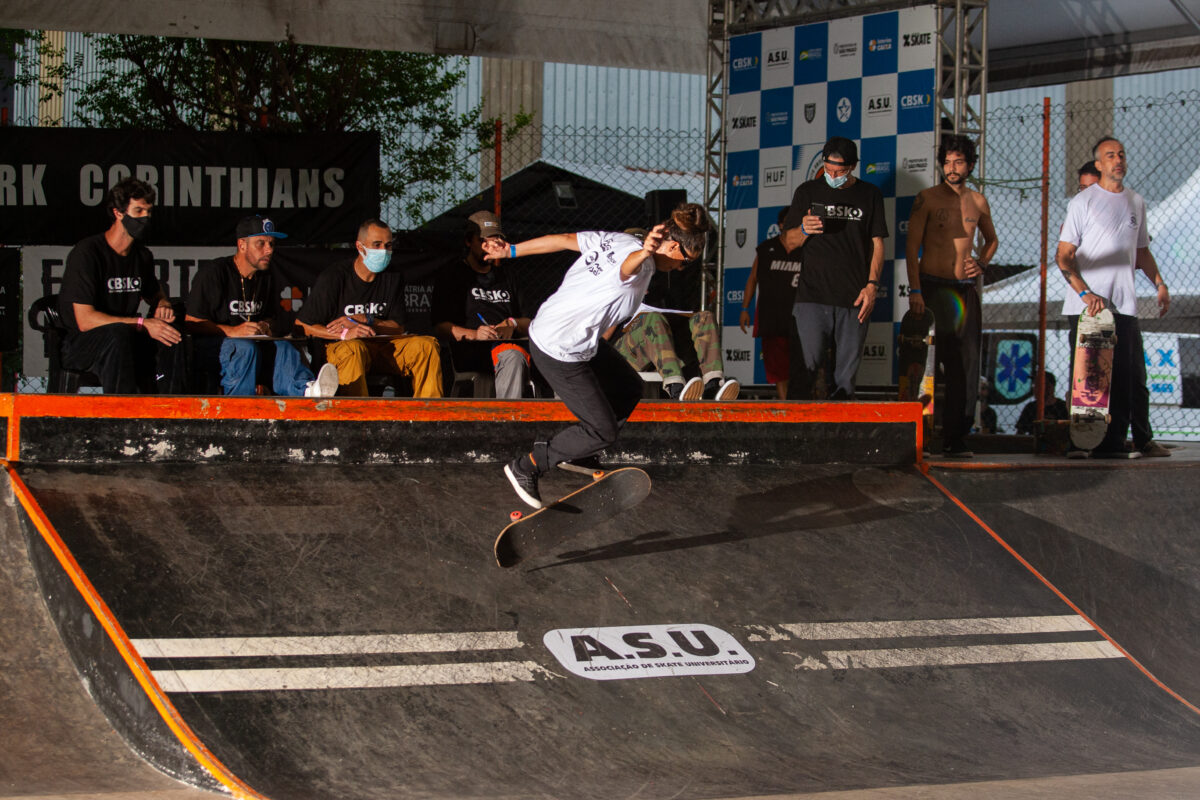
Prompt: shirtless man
<box><xmin>905</xmin><ymin>134</ymin><xmax>998</xmax><ymax>456</ymax></box>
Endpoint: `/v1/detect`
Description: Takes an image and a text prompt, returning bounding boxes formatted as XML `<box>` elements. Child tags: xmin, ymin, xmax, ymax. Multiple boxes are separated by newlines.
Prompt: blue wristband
<box><xmin>510</xmin><ymin>244</ymin><xmax>517</xmax><ymax>259</ymax></box>
<box><xmin>909</xmin><ymin>289</ymin><xmax>921</xmax><ymax>295</ymax></box>
<box><xmin>1078</xmin><ymin>289</ymin><xmax>1090</xmax><ymax>298</ymax></box>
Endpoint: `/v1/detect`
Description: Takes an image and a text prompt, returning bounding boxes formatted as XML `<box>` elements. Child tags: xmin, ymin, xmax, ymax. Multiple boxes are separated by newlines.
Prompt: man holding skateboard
<box><xmin>1055</xmin><ymin>136</ymin><xmax>1171</xmax><ymax>458</ymax></box>
<box><xmin>904</xmin><ymin>135</ymin><xmax>998</xmax><ymax>457</ymax></box>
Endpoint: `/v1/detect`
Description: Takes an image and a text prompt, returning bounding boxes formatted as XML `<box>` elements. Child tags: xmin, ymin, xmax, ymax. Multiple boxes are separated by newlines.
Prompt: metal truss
<box><xmin>935</xmin><ymin>0</ymin><xmax>988</xmax><ymax>181</ymax></box>
<box><xmin>702</xmin><ymin>0</ymin><xmax>729</xmax><ymax>315</ymax></box>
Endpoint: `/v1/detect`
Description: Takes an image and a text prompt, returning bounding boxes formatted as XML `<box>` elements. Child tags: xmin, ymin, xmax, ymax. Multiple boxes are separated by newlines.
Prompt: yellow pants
<box><xmin>324</xmin><ymin>336</ymin><xmax>444</xmax><ymax>398</ymax></box>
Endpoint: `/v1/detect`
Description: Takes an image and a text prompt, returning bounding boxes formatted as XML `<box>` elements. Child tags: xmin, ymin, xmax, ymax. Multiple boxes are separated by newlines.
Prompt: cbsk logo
<box><xmin>106</xmin><ymin>277</ymin><xmax>141</xmax><ymax>292</ymax></box>
<box><xmin>228</xmin><ymin>300</ymin><xmax>263</xmax><ymax>315</ymax></box>
<box><xmin>343</xmin><ymin>302</ymin><xmax>387</xmax><ymax>316</ymax></box>
<box><xmin>731</xmin><ymin>56</ymin><xmax>758</xmax><ymax>71</ymax></box>
<box><xmin>727</xmin><ymin>288</ymin><xmax>745</xmax><ymax>304</ymax></box>
<box><xmin>901</xmin><ymin>93</ymin><xmax>932</xmax><ymax>109</ymax></box>
<box><xmin>543</xmin><ymin>624</ymin><xmax>755</xmax><ymax>681</ymax></box>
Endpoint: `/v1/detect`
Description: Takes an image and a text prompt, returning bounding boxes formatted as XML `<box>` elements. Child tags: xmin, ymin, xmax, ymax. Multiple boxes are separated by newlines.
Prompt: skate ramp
<box><xmin>7</xmin><ymin>458</ymin><xmax>1200</xmax><ymax>799</ymax></box>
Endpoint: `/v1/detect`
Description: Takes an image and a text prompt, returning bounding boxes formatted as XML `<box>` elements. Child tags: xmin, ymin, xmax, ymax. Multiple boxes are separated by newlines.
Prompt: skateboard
<box><xmin>897</xmin><ymin>308</ymin><xmax>936</xmax><ymax>416</ymax></box>
<box><xmin>494</xmin><ymin>467</ymin><xmax>651</xmax><ymax>568</ymax></box>
<box><xmin>1069</xmin><ymin>308</ymin><xmax>1116</xmax><ymax>450</ymax></box>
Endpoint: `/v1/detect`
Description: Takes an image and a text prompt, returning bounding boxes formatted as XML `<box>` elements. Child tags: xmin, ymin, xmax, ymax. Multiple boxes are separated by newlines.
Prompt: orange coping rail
<box><xmin>5</xmin><ymin>462</ymin><xmax>271</xmax><ymax>799</ymax></box>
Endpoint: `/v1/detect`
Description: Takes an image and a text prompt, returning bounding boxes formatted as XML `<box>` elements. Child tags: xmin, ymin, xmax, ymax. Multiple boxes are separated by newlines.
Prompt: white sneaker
<box><xmin>680</xmin><ymin>376</ymin><xmax>704</xmax><ymax>401</ymax></box>
<box><xmin>715</xmin><ymin>378</ymin><xmax>740</xmax><ymax>401</ymax></box>
<box><xmin>304</xmin><ymin>363</ymin><xmax>340</xmax><ymax>398</ymax></box>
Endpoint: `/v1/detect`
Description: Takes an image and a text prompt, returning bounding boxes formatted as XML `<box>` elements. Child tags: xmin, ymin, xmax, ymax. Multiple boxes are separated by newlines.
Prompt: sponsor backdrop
<box><xmin>723</xmin><ymin>6</ymin><xmax>937</xmax><ymax>386</ymax></box>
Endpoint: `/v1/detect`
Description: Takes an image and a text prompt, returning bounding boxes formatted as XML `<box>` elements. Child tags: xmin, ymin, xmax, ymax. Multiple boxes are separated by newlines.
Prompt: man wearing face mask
<box><xmin>781</xmin><ymin>137</ymin><xmax>888</xmax><ymax>399</ymax></box>
<box><xmin>297</xmin><ymin>218</ymin><xmax>443</xmax><ymax>397</ymax></box>
<box><xmin>57</xmin><ymin>176</ymin><xmax>185</xmax><ymax>394</ymax></box>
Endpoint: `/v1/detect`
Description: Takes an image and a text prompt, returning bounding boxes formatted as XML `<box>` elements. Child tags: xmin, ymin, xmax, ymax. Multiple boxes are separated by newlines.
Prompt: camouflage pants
<box><xmin>614</xmin><ymin>311</ymin><xmax>724</xmax><ymax>388</ymax></box>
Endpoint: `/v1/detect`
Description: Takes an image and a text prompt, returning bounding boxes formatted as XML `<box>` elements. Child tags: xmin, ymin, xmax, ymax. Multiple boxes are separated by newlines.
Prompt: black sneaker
<box><xmin>557</xmin><ymin>455</ymin><xmax>603</xmax><ymax>475</ymax></box>
<box><xmin>942</xmin><ymin>440</ymin><xmax>974</xmax><ymax>458</ymax></box>
<box><xmin>504</xmin><ymin>460</ymin><xmax>543</xmax><ymax>508</ymax></box>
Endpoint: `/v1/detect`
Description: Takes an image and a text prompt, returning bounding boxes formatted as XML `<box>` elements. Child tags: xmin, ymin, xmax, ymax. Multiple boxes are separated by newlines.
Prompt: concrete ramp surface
<box><xmin>6</xmin><ymin>459</ymin><xmax>1200</xmax><ymax>799</ymax></box>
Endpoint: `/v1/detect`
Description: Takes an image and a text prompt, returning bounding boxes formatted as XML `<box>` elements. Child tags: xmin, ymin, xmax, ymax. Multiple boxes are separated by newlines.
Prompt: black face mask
<box><xmin>121</xmin><ymin>213</ymin><xmax>150</xmax><ymax>241</ymax></box>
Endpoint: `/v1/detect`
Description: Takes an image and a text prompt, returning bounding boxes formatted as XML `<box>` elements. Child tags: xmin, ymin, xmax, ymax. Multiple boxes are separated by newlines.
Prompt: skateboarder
<box><xmin>904</xmin><ymin>134</ymin><xmax>998</xmax><ymax>457</ymax></box>
<box><xmin>489</xmin><ymin>204</ymin><xmax>711</xmax><ymax>508</ymax></box>
<box><xmin>1055</xmin><ymin>136</ymin><xmax>1171</xmax><ymax>458</ymax></box>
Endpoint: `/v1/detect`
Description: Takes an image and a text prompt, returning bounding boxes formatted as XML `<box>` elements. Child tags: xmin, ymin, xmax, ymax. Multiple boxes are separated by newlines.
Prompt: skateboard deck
<box><xmin>495</xmin><ymin>467</ymin><xmax>651</xmax><ymax>568</ymax></box>
<box><xmin>1069</xmin><ymin>308</ymin><xmax>1116</xmax><ymax>450</ymax></box>
<box><xmin>897</xmin><ymin>308</ymin><xmax>936</xmax><ymax>415</ymax></box>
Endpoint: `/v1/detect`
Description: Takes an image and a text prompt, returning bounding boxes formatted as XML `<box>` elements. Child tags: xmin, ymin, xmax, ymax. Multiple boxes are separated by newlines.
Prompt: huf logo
<box><xmin>763</xmin><ymin>166</ymin><xmax>787</xmax><ymax>187</ymax></box>
<box><xmin>543</xmin><ymin>625</ymin><xmax>755</xmax><ymax>681</ymax></box>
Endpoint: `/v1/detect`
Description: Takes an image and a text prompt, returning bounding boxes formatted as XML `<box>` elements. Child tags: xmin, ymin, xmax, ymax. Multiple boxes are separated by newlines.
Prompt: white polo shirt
<box><xmin>1059</xmin><ymin>183</ymin><xmax>1149</xmax><ymax>317</ymax></box>
<box><xmin>529</xmin><ymin>231</ymin><xmax>653</xmax><ymax>362</ymax></box>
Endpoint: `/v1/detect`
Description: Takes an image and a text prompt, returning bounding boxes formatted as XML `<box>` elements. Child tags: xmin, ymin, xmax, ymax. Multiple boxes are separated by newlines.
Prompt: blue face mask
<box><xmin>825</xmin><ymin>172</ymin><xmax>849</xmax><ymax>189</ymax></box>
<box><xmin>361</xmin><ymin>247</ymin><xmax>391</xmax><ymax>273</ymax></box>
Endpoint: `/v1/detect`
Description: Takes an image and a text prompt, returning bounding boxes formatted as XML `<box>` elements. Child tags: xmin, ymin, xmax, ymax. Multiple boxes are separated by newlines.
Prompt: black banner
<box><xmin>0</xmin><ymin>128</ymin><xmax>379</xmax><ymax>246</ymax></box>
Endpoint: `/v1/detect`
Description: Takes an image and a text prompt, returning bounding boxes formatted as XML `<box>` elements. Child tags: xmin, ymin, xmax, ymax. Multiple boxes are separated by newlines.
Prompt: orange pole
<box><xmin>1036</xmin><ymin>97</ymin><xmax>1050</xmax><ymax>421</ymax></box>
<box><xmin>493</xmin><ymin>118</ymin><xmax>503</xmax><ymax>216</ymax></box>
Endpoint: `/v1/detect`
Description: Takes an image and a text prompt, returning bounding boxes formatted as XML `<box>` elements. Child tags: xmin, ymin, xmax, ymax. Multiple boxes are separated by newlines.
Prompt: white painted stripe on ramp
<box><xmin>152</xmin><ymin>660</ymin><xmax>550</xmax><ymax>693</ymax></box>
<box><xmin>746</xmin><ymin>615</ymin><xmax>1093</xmax><ymax>642</ymax></box>
<box><xmin>793</xmin><ymin>640</ymin><xmax>1124</xmax><ymax>671</ymax></box>
<box><xmin>131</xmin><ymin>631</ymin><xmax>520</xmax><ymax>659</ymax></box>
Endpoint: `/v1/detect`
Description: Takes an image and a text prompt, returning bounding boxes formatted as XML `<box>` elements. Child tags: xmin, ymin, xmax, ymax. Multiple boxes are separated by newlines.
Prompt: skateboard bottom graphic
<box><xmin>1069</xmin><ymin>308</ymin><xmax>1116</xmax><ymax>451</ymax></box>
<box><xmin>495</xmin><ymin>467</ymin><xmax>652</xmax><ymax>568</ymax></box>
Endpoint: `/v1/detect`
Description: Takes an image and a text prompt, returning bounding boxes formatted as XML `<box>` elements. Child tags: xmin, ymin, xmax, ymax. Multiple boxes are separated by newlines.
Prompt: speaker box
<box><xmin>644</xmin><ymin>190</ymin><xmax>688</xmax><ymax>227</ymax></box>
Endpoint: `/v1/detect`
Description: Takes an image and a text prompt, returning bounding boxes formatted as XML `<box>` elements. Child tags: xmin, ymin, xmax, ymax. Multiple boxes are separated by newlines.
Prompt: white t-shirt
<box><xmin>529</xmin><ymin>231</ymin><xmax>654</xmax><ymax>362</ymax></box>
<box><xmin>1058</xmin><ymin>183</ymin><xmax>1149</xmax><ymax>316</ymax></box>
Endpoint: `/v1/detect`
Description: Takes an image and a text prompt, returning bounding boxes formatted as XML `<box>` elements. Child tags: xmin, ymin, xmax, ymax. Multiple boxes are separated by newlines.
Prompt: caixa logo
<box><xmin>543</xmin><ymin>624</ymin><xmax>755</xmax><ymax>681</ymax></box>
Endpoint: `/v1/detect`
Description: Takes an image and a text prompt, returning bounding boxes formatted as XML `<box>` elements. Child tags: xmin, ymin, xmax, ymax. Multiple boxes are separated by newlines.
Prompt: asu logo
<box><xmin>766</xmin><ymin>48</ymin><xmax>789</xmax><ymax>68</ymax></box>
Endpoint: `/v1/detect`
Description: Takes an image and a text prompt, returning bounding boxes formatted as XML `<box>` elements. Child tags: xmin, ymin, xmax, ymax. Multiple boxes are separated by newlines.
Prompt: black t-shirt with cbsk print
<box><xmin>297</xmin><ymin>260</ymin><xmax>406</xmax><ymax>328</ymax></box>
<box><xmin>186</xmin><ymin>256</ymin><xmax>284</xmax><ymax>329</ymax></box>
<box><xmin>57</xmin><ymin>233</ymin><xmax>160</xmax><ymax>335</ymax></box>
<box><xmin>782</xmin><ymin>178</ymin><xmax>889</xmax><ymax>308</ymax></box>
<box><xmin>432</xmin><ymin>261</ymin><xmax>522</xmax><ymax>330</ymax></box>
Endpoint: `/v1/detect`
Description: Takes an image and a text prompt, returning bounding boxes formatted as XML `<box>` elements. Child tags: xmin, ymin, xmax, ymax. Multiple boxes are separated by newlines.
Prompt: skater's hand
<box><xmin>963</xmin><ymin>256</ymin><xmax>984</xmax><ymax>278</ymax></box>
<box><xmin>1157</xmin><ymin>284</ymin><xmax>1170</xmax><ymax>317</ymax></box>
<box><xmin>481</xmin><ymin>238</ymin><xmax>509</xmax><ymax>262</ymax></box>
<box><xmin>474</xmin><ymin>324</ymin><xmax>499</xmax><ymax>341</ymax></box>
<box><xmin>854</xmin><ymin>283</ymin><xmax>877</xmax><ymax>323</ymax></box>
<box><xmin>739</xmin><ymin>308</ymin><xmax>751</xmax><ymax>333</ymax></box>
<box><xmin>153</xmin><ymin>300</ymin><xmax>176</xmax><ymax>322</ymax></box>
<box><xmin>1081</xmin><ymin>291</ymin><xmax>1105</xmax><ymax>317</ymax></box>
<box><xmin>908</xmin><ymin>290</ymin><xmax>925</xmax><ymax>316</ymax></box>
<box><xmin>643</xmin><ymin>224</ymin><xmax>667</xmax><ymax>254</ymax></box>
<box><xmin>800</xmin><ymin>214</ymin><xmax>823</xmax><ymax>235</ymax></box>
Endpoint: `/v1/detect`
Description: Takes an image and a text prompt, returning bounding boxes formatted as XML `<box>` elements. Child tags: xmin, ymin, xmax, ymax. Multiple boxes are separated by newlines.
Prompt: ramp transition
<box><xmin>7</xmin><ymin>456</ymin><xmax>1200</xmax><ymax>799</ymax></box>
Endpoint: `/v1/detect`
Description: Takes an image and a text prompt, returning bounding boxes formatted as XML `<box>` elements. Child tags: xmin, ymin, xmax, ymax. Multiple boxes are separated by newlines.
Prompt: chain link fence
<box><xmin>980</xmin><ymin>90</ymin><xmax>1200</xmax><ymax>440</ymax></box>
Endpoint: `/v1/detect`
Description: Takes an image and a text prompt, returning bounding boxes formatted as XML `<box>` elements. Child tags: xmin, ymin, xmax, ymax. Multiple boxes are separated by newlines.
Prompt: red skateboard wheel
<box><xmin>510</xmin><ymin>510</ymin><xmax>523</xmax><ymax>521</ymax></box>
<box><xmin>592</xmin><ymin>470</ymin><xmax>605</xmax><ymax>480</ymax></box>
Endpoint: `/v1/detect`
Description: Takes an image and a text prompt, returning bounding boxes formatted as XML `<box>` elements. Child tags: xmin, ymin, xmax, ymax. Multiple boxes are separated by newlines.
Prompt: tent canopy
<box><xmin>2</xmin><ymin>0</ymin><xmax>1198</xmax><ymax>83</ymax></box>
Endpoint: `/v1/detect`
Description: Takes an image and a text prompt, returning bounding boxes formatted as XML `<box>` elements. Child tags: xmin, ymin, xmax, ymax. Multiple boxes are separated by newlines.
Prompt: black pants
<box><xmin>1067</xmin><ymin>312</ymin><xmax>1150</xmax><ymax>452</ymax></box>
<box><xmin>62</xmin><ymin>321</ymin><xmax>187</xmax><ymax>394</ymax></box>
<box><xmin>527</xmin><ymin>339</ymin><xmax>643</xmax><ymax>475</ymax></box>
<box><xmin>922</xmin><ymin>275</ymin><xmax>982</xmax><ymax>445</ymax></box>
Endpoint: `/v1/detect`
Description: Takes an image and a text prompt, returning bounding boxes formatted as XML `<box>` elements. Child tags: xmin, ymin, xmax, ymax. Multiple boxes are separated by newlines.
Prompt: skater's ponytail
<box><xmin>660</xmin><ymin>202</ymin><xmax>711</xmax><ymax>262</ymax></box>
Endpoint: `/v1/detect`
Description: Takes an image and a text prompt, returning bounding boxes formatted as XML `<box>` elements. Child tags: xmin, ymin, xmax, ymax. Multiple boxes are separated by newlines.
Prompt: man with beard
<box><xmin>904</xmin><ymin>134</ymin><xmax>998</xmax><ymax>457</ymax></box>
<box><xmin>1055</xmin><ymin>136</ymin><xmax>1171</xmax><ymax>458</ymax></box>
<box><xmin>57</xmin><ymin>177</ymin><xmax>184</xmax><ymax>393</ymax></box>
<box><xmin>186</xmin><ymin>215</ymin><xmax>338</xmax><ymax>397</ymax></box>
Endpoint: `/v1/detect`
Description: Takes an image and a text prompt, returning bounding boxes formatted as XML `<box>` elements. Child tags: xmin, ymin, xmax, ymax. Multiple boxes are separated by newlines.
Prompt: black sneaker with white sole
<box><xmin>505</xmin><ymin>460</ymin><xmax>543</xmax><ymax>508</ymax></box>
